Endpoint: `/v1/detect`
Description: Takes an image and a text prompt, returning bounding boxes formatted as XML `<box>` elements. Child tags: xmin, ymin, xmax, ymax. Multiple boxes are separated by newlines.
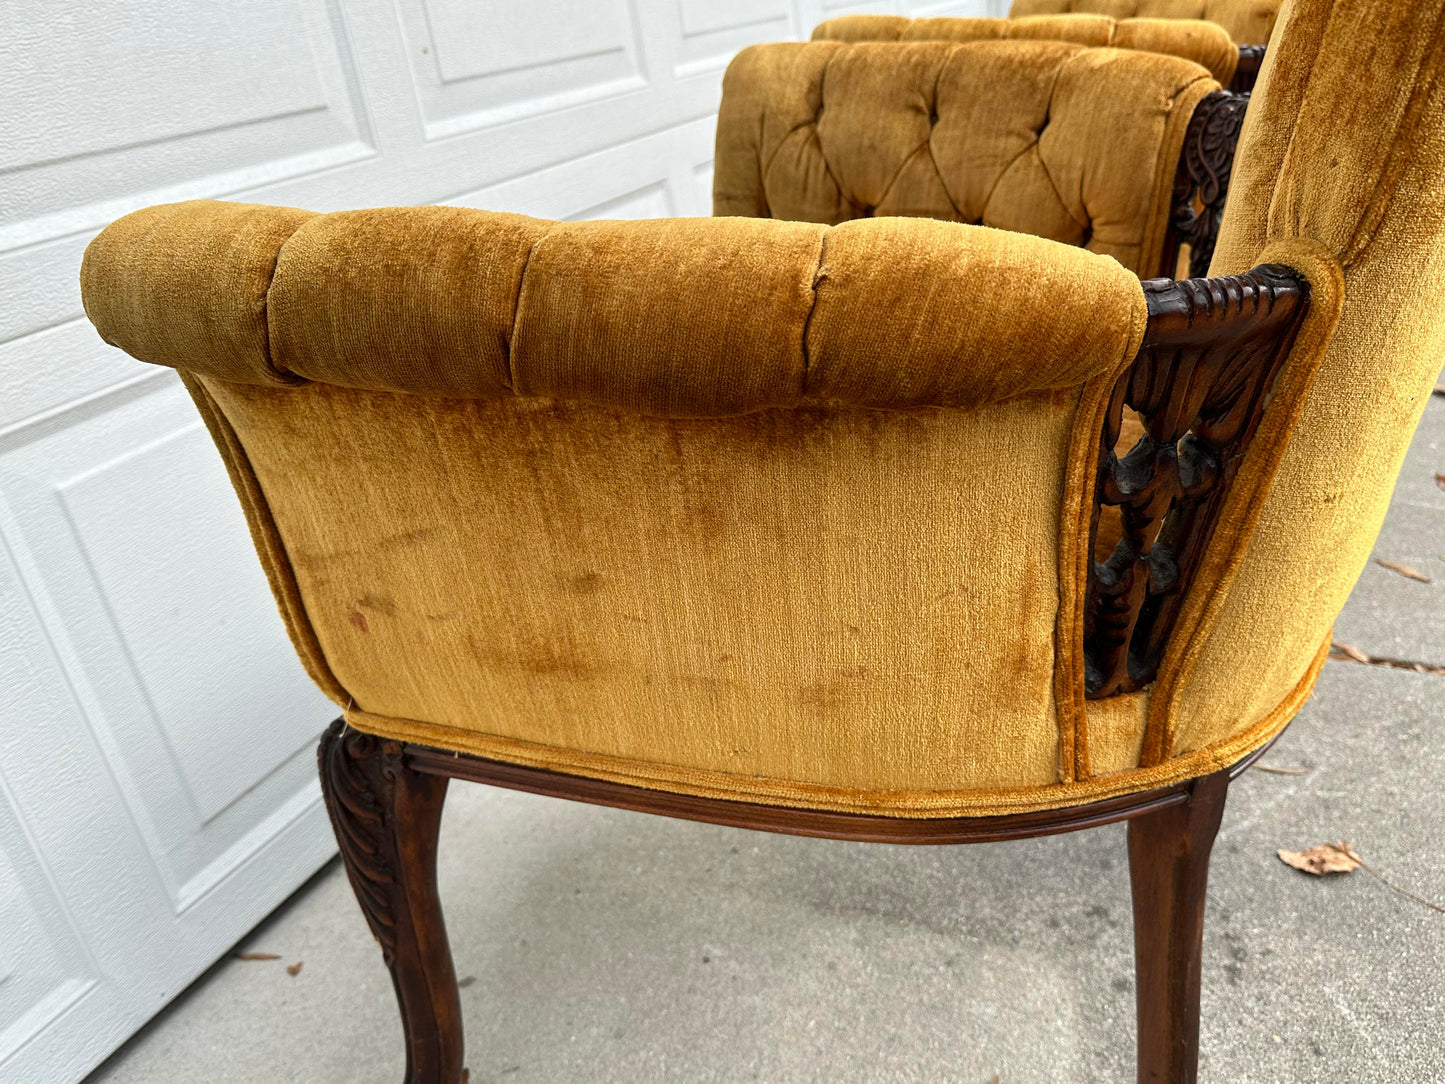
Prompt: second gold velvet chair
<box><xmin>76</xmin><ymin>0</ymin><xmax>1445</xmax><ymax>1078</ymax></box>
<box><xmin>715</xmin><ymin>38</ymin><xmax>1247</xmax><ymax>278</ymax></box>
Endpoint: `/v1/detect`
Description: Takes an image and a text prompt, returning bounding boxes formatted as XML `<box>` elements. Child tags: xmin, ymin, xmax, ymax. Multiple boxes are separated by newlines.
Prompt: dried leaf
<box><xmin>1330</xmin><ymin>639</ymin><xmax>1371</xmax><ymax>663</ymax></box>
<box><xmin>236</xmin><ymin>952</ymin><xmax>281</xmax><ymax>962</ymax></box>
<box><xmin>1254</xmin><ymin>764</ymin><xmax>1310</xmax><ymax>775</ymax></box>
<box><xmin>1278</xmin><ymin>841</ymin><xmax>1362</xmax><ymax>876</ymax></box>
<box><xmin>1376</xmin><ymin>558</ymin><xmax>1433</xmax><ymax>583</ymax></box>
<box><xmin>287</xmin><ymin>961</ymin><xmax>304</xmax><ymax>977</ymax></box>
<box><xmin>1435</xmin><ymin>472</ymin><xmax>1445</xmax><ymax>493</ymax></box>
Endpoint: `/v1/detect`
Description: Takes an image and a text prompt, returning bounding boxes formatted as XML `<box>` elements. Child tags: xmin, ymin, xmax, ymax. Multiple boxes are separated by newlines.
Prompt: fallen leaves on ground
<box><xmin>1279</xmin><ymin>842</ymin><xmax>1445</xmax><ymax>914</ymax></box>
<box><xmin>1376</xmin><ymin>558</ymin><xmax>1433</xmax><ymax>583</ymax></box>
<box><xmin>1330</xmin><ymin>639</ymin><xmax>1371</xmax><ymax>663</ymax></box>
<box><xmin>1330</xmin><ymin>639</ymin><xmax>1445</xmax><ymax>674</ymax></box>
<box><xmin>1436</xmin><ymin>472</ymin><xmax>1445</xmax><ymax>492</ymax></box>
<box><xmin>235</xmin><ymin>952</ymin><xmax>281</xmax><ymax>962</ymax></box>
<box><xmin>1279</xmin><ymin>841</ymin><xmax>1362</xmax><ymax>875</ymax></box>
<box><xmin>287</xmin><ymin>961</ymin><xmax>304</xmax><ymax>977</ymax></box>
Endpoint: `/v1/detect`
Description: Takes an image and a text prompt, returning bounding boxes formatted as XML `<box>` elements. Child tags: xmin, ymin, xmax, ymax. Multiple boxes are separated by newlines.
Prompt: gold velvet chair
<box><xmin>811</xmin><ymin>12</ymin><xmax>1246</xmax><ymax>89</ymax></box>
<box><xmin>77</xmin><ymin>0</ymin><xmax>1444</xmax><ymax>1078</ymax></box>
<box><xmin>715</xmin><ymin>39</ymin><xmax>1248</xmax><ymax>279</ymax></box>
<box><xmin>1008</xmin><ymin>0</ymin><xmax>1278</xmax><ymax>87</ymax></box>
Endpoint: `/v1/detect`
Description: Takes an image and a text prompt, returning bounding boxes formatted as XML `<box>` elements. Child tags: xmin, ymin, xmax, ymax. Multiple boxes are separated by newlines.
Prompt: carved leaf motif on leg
<box><xmin>319</xmin><ymin>724</ymin><xmax>402</xmax><ymax>961</ymax></box>
<box><xmin>318</xmin><ymin>720</ymin><xmax>466</xmax><ymax>1084</ymax></box>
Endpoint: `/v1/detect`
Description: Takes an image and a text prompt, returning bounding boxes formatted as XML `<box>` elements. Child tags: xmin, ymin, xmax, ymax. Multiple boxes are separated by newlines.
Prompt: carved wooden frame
<box><xmin>320</xmin><ymin>719</ymin><xmax>1282</xmax><ymax>1084</ymax></box>
<box><xmin>1084</xmin><ymin>265</ymin><xmax>1310</xmax><ymax>698</ymax></box>
<box><xmin>313</xmin><ymin>263</ymin><xmax>1311</xmax><ymax>1083</ymax></box>
<box><xmin>1162</xmin><ymin>89</ymin><xmax>1252</xmax><ymax>280</ymax></box>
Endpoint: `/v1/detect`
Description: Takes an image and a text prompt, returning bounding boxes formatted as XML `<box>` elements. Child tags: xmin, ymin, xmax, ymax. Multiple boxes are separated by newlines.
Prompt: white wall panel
<box><xmin>0</xmin><ymin>786</ymin><xmax>94</xmax><ymax>1067</ymax></box>
<box><xmin>0</xmin><ymin>0</ymin><xmax>372</xmax><ymax>251</ymax></box>
<box><xmin>0</xmin><ymin>381</ymin><xmax>332</xmax><ymax>908</ymax></box>
<box><xmin>673</xmin><ymin>0</ymin><xmax>797</xmax><ymax>76</ymax></box>
<box><xmin>399</xmin><ymin>0</ymin><xmax>647</xmax><ymax>136</ymax></box>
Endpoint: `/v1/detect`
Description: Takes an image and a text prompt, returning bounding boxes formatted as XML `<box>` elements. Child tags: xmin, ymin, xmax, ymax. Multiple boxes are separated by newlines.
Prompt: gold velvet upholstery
<box><xmin>1009</xmin><ymin>0</ymin><xmax>1278</xmax><ymax>44</ymax></box>
<box><xmin>812</xmin><ymin>13</ymin><xmax>1239</xmax><ymax>84</ymax></box>
<box><xmin>77</xmin><ymin>0</ymin><xmax>1445</xmax><ymax>818</ymax></box>
<box><xmin>713</xmin><ymin>41</ymin><xmax>1215</xmax><ymax>277</ymax></box>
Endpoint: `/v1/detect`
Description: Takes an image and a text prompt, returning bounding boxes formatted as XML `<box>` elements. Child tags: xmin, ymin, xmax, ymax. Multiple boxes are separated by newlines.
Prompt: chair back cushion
<box><xmin>714</xmin><ymin>40</ymin><xmax>1216</xmax><ymax>277</ymax></box>
<box><xmin>812</xmin><ymin>13</ymin><xmax>1239</xmax><ymax>84</ymax></box>
<box><xmin>1008</xmin><ymin>0</ymin><xmax>1278</xmax><ymax>44</ymax></box>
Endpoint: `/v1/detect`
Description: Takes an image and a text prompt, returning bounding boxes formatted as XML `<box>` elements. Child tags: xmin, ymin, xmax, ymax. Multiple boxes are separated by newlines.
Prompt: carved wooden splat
<box><xmin>1084</xmin><ymin>265</ymin><xmax>1310</xmax><ymax>699</ymax></box>
<box><xmin>1162</xmin><ymin>90</ymin><xmax>1252</xmax><ymax>279</ymax></box>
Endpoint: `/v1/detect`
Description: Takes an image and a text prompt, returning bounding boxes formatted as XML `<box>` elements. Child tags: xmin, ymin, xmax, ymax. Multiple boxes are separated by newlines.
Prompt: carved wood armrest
<box><xmin>1084</xmin><ymin>265</ymin><xmax>1310</xmax><ymax>699</ymax></box>
<box><xmin>1161</xmin><ymin>90</ymin><xmax>1252</xmax><ymax>280</ymax></box>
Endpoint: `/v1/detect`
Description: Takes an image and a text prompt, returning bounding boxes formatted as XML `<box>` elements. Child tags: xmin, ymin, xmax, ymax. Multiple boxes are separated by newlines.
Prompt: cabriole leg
<box><xmin>318</xmin><ymin>720</ymin><xmax>466</xmax><ymax>1084</ymax></box>
<box><xmin>1127</xmin><ymin>768</ymin><xmax>1230</xmax><ymax>1084</ymax></box>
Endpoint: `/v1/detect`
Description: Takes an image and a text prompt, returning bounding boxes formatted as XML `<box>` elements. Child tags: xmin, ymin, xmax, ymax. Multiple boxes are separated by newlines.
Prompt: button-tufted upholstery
<box><xmin>1009</xmin><ymin>0</ymin><xmax>1278</xmax><ymax>44</ymax></box>
<box><xmin>812</xmin><ymin>13</ymin><xmax>1239</xmax><ymax>84</ymax></box>
<box><xmin>714</xmin><ymin>40</ymin><xmax>1217</xmax><ymax>277</ymax></box>
<box><xmin>82</xmin><ymin>202</ymin><xmax>1140</xmax><ymax>416</ymax></box>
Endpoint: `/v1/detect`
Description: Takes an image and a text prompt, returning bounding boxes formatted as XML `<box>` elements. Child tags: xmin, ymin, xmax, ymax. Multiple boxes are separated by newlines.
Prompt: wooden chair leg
<box><xmin>1127</xmin><ymin>768</ymin><xmax>1230</xmax><ymax>1084</ymax></box>
<box><xmin>319</xmin><ymin>720</ymin><xmax>467</xmax><ymax>1084</ymax></box>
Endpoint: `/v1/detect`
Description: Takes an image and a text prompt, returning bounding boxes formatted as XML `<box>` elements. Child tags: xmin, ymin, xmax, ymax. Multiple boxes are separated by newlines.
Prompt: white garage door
<box><xmin>0</xmin><ymin>1</ymin><xmax>992</xmax><ymax>1079</ymax></box>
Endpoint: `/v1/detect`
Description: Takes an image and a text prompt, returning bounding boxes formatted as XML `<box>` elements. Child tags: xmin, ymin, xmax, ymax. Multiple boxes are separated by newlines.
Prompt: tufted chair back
<box><xmin>1009</xmin><ymin>0</ymin><xmax>1278</xmax><ymax>44</ymax></box>
<box><xmin>812</xmin><ymin>13</ymin><xmax>1240</xmax><ymax>85</ymax></box>
<box><xmin>714</xmin><ymin>40</ymin><xmax>1218</xmax><ymax>278</ymax></box>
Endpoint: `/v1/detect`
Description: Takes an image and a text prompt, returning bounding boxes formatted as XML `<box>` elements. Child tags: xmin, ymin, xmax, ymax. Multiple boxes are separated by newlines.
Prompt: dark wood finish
<box><xmin>1163</xmin><ymin>90</ymin><xmax>1252</xmax><ymax>279</ymax></box>
<box><xmin>406</xmin><ymin>731</ymin><xmax>1274</xmax><ymax>845</ymax></box>
<box><xmin>1128</xmin><ymin>767</ymin><xmax>1230</xmax><ymax>1083</ymax></box>
<box><xmin>1229</xmin><ymin>45</ymin><xmax>1267</xmax><ymax>94</ymax></box>
<box><xmin>319</xmin><ymin>723</ymin><xmax>467</xmax><ymax>1084</ymax></box>
<box><xmin>324</xmin><ymin>721</ymin><xmax>1281</xmax><ymax>1083</ymax></box>
<box><xmin>1084</xmin><ymin>266</ymin><xmax>1309</xmax><ymax>698</ymax></box>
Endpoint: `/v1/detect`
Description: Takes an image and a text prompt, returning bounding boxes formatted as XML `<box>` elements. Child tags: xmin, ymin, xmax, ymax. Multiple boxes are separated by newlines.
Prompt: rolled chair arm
<box><xmin>82</xmin><ymin>201</ymin><xmax>1150</xmax><ymax>416</ymax></box>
